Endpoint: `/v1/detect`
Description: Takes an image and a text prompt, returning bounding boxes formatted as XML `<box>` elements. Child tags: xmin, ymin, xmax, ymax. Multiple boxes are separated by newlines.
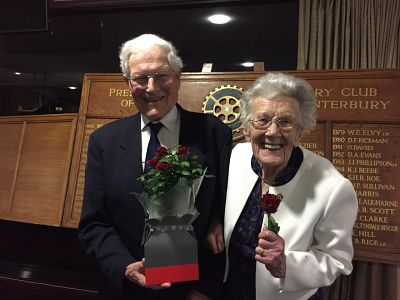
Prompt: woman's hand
<box><xmin>125</xmin><ymin>259</ymin><xmax>172</xmax><ymax>289</ymax></box>
<box><xmin>255</xmin><ymin>228</ymin><xmax>286</xmax><ymax>278</ymax></box>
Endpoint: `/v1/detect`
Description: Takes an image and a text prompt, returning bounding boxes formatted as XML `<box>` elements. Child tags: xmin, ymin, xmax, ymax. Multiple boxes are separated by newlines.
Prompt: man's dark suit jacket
<box><xmin>78</xmin><ymin>106</ymin><xmax>232</xmax><ymax>299</ymax></box>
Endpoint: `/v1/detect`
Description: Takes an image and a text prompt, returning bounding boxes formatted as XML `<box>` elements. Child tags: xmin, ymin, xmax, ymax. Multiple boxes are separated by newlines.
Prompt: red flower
<box><xmin>156</xmin><ymin>146</ymin><xmax>168</xmax><ymax>156</ymax></box>
<box><xmin>156</xmin><ymin>162</ymin><xmax>172</xmax><ymax>170</ymax></box>
<box><xmin>148</xmin><ymin>158</ymin><xmax>158</xmax><ymax>167</ymax></box>
<box><xmin>260</xmin><ymin>192</ymin><xmax>283</xmax><ymax>234</ymax></box>
<box><xmin>178</xmin><ymin>146</ymin><xmax>189</xmax><ymax>156</ymax></box>
<box><xmin>138</xmin><ymin>145</ymin><xmax>206</xmax><ymax>200</ymax></box>
<box><xmin>260</xmin><ymin>193</ymin><xmax>282</xmax><ymax>213</ymax></box>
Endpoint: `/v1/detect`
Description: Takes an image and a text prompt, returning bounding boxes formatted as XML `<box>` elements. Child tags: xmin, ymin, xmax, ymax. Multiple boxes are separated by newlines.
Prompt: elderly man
<box><xmin>78</xmin><ymin>34</ymin><xmax>231</xmax><ymax>300</ymax></box>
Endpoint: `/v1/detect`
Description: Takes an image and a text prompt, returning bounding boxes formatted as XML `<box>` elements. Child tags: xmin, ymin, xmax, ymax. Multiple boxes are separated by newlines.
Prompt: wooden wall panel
<box><xmin>0</xmin><ymin>114</ymin><xmax>78</xmax><ymax>226</ymax></box>
<box><xmin>63</xmin><ymin>117</ymin><xmax>115</xmax><ymax>227</ymax></box>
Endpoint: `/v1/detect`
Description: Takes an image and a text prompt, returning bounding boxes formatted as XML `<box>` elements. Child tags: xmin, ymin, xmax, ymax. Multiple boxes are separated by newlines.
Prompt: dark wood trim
<box><xmin>0</xmin><ymin>220</ymin><xmax>99</xmax><ymax>299</ymax></box>
<box><xmin>0</xmin><ymin>260</ymin><xmax>97</xmax><ymax>291</ymax></box>
<box><xmin>0</xmin><ymin>276</ymin><xmax>97</xmax><ymax>300</ymax></box>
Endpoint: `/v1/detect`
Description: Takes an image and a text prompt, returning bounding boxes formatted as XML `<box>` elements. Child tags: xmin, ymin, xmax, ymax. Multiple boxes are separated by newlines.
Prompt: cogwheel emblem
<box><xmin>202</xmin><ymin>85</ymin><xmax>244</xmax><ymax>142</ymax></box>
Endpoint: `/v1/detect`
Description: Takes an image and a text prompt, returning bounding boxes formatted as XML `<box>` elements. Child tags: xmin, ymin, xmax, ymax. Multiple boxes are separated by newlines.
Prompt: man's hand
<box><xmin>125</xmin><ymin>259</ymin><xmax>171</xmax><ymax>289</ymax></box>
<box><xmin>204</xmin><ymin>217</ymin><xmax>225</xmax><ymax>254</ymax></box>
<box><xmin>255</xmin><ymin>228</ymin><xmax>286</xmax><ymax>278</ymax></box>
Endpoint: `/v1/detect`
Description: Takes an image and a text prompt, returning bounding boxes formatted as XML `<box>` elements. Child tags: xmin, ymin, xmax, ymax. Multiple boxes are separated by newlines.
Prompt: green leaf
<box><xmin>136</xmin><ymin>145</ymin><xmax>210</xmax><ymax>198</ymax></box>
<box><xmin>267</xmin><ymin>213</ymin><xmax>280</xmax><ymax>234</ymax></box>
<box><xmin>181</xmin><ymin>170</ymin><xmax>191</xmax><ymax>176</ymax></box>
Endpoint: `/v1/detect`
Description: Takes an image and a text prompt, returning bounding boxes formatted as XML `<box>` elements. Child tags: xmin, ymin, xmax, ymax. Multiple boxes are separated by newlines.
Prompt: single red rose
<box><xmin>156</xmin><ymin>162</ymin><xmax>172</xmax><ymax>170</ymax></box>
<box><xmin>178</xmin><ymin>146</ymin><xmax>190</xmax><ymax>156</ymax></box>
<box><xmin>156</xmin><ymin>146</ymin><xmax>168</xmax><ymax>156</ymax></box>
<box><xmin>260</xmin><ymin>193</ymin><xmax>282</xmax><ymax>214</ymax></box>
<box><xmin>148</xmin><ymin>158</ymin><xmax>158</xmax><ymax>167</ymax></box>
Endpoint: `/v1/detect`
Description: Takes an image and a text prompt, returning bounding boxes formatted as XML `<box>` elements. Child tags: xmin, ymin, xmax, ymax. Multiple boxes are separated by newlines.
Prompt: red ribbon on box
<box><xmin>145</xmin><ymin>263</ymin><xmax>199</xmax><ymax>286</ymax></box>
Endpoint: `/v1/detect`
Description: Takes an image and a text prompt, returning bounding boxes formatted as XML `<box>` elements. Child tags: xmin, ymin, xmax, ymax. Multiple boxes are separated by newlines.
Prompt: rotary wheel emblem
<box><xmin>202</xmin><ymin>85</ymin><xmax>244</xmax><ymax>142</ymax></box>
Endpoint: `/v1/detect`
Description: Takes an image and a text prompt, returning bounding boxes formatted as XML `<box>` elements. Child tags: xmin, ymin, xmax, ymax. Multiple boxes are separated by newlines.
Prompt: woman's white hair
<box><xmin>119</xmin><ymin>33</ymin><xmax>183</xmax><ymax>77</ymax></box>
<box><xmin>240</xmin><ymin>72</ymin><xmax>317</xmax><ymax>133</ymax></box>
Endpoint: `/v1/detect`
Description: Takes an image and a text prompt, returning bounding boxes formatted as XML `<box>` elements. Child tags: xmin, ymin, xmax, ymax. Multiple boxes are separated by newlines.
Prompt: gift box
<box><xmin>143</xmin><ymin>215</ymin><xmax>199</xmax><ymax>285</ymax></box>
<box><xmin>134</xmin><ymin>146</ymin><xmax>208</xmax><ymax>286</ymax></box>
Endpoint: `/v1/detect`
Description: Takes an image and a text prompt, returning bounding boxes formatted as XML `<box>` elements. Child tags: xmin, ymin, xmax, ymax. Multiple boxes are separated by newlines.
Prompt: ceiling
<box><xmin>0</xmin><ymin>0</ymin><xmax>298</xmax><ymax>87</ymax></box>
<box><xmin>0</xmin><ymin>0</ymin><xmax>298</xmax><ymax>115</ymax></box>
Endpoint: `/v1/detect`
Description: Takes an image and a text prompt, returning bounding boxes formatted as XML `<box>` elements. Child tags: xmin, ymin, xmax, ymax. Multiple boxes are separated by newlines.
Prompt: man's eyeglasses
<box><xmin>250</xmin><ymin>116</ymin><xmax>300</xmax><ymax>132</ymax></box>
<box><xmin>127</xmin><ymin>70</ymin><xmax>175</xmax><ymax>87</ymax></box>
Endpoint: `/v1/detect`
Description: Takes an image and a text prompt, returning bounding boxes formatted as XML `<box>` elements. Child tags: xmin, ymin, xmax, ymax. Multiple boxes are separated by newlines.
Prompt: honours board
<box><xmin>61</xmin><ymin>70</ymin><xmax>399</xmax><ymax>264</ymax></box>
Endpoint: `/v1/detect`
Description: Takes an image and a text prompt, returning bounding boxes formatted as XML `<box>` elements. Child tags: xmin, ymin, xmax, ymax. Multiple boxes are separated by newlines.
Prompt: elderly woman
<box><xmin>223</xmin><ymin>73</ymin><xmax>358</xmax><ymax>300</ymax></box>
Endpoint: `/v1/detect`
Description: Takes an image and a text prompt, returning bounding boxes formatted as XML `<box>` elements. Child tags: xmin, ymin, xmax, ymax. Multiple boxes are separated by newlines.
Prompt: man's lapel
<box><xmin>115</xmin><ymin>114</ymin><xmax>144</xmax><ymax>192</ymax></box>
<box><xmin>179</xmin><ymin>108</ymin><xmax>206</xmax><ymax>166</ymax></box>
